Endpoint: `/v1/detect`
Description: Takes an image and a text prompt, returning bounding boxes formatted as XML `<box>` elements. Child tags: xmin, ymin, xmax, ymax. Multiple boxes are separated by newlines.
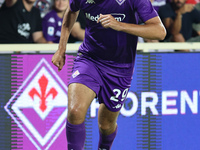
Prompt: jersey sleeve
<box><xmin>69</xmin><ymin>0</ymin><xmax>80</xmax><ymax>12</ymax></box>
<box><xmin>133</xmin><ymin>0</ymin><xmax>158</xmax><ymax>23</ymax></box>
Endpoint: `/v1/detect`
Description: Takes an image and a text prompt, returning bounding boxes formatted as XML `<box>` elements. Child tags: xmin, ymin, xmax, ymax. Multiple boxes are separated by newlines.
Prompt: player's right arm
<box><xmin>5</xmin><ymin>0</ymin><xmax>17</xmax><ymax>7</ymax></box>
<box><xmin>52</xmin><ymin>1</ymin><xmax>79</xmax><ymax>71</ymax></box>
<box><xmin>97</xmin><ymin>14</ymin><xmax>166</xmax><ymax>40</ymax></box>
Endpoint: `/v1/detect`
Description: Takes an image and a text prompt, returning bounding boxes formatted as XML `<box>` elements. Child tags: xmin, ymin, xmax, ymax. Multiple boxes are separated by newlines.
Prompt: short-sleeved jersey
<box><xmin>70</xmin><ymin>0</ymin><xmax>158</xmax><ymax>77</ymax></box>
<box><xmin>42</xmin><ymin>10</ymin><xmax>63</xmax><ymax>43</ymax></box>
<box><xmin>0</xmin><ymin>0</ymin><xmax>42</xmax><ymax>43</ymax></box>
<box><xmin>159</xmin><ymin>3</ymin><xmax>200</xmax><ymax>41</ymax></box>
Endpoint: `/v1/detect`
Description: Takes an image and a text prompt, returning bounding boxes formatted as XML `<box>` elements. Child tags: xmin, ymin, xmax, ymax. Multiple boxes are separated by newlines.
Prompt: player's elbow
<box><xmin>147</xmin><ymin>24</ymin><xmax>166</xmax><ymax>40</ymax></box>
<box><xmin>157</xmin><ymin>26</ymin><xmax>166</xmax><ymax>40</ymax></box>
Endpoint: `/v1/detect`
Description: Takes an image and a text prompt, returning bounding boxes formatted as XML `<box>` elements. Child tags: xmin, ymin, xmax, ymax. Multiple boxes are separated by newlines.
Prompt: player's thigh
<box><xmin>68</xmin><ymin>83</ymin><xmax>96</xmax><ymax>119</ymax></box>
<box><xmin>98</xmin><ymin>103</ymin><xmax>120</xmax><ymax>128</ymax></box>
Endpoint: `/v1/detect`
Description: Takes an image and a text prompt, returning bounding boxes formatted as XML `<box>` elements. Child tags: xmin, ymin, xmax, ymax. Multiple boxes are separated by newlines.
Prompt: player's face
<box><xmin>54</xmin><ymin>0</ymin><xmax>68</xmax><ymax>12</ymax></box>
<box><xmin>172</xmin><ymin>0</ymin><xmax>186</xmax><ymax>8</ymax></box>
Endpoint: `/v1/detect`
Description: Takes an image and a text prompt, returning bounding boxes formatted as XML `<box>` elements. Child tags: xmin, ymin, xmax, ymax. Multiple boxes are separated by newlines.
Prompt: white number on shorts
<box><xmin>121</xmin><ymin>88</ymin><xmax>129</xmax><ymax>101</ymax></box>
<box><xmin>110</xmin><ymin>89</ymin><xmax>121</xmax><ymax>102</ymax></box>
<box><xmin>110</xmin><ymin>88</ymin><xmax>129</xmax><ymax>102</ymax></box>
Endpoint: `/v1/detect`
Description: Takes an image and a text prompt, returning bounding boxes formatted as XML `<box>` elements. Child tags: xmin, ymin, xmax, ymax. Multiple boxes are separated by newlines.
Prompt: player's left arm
<box><xmin>97</xmin><ymin>14</ymin><xmax>166</xmax><ymax>40</ymax></box>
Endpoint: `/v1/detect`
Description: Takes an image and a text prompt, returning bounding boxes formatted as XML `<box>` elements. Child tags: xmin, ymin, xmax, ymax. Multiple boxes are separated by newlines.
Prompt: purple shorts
<box><xmin>68</xmin><ymin>55</ymin><xmax>132</xmax><ymax>112</ymax></box>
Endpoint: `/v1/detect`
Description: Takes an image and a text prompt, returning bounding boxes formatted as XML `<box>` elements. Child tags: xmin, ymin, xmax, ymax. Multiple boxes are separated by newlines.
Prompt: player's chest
<box><xmin>80</xmin><ymin>0</ymin><xmax>132</xmax><ymax>15</ymax></box>
<box><xmin>80</xmin><ymin>0</ymin><xmax>133</xmax><ymax>23</ymax></box>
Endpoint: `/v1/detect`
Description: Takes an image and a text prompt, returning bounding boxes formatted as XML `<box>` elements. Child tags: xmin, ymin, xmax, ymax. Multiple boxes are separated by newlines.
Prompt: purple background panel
<box><xmin>9</xmin><ymin>54</ymin><xmax>76</xmax><ymax>150</ymax></box>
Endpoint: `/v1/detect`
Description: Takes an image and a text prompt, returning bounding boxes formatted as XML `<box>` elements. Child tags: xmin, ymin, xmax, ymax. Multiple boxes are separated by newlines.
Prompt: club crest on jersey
<box><xmin>86</xmin><ymin>0</ymin><xmax>95</xmax><ymax>4</ymax></box>
<box><xmin>116</xmin><ymin>0</ymin><xmax>125</xmax><ymax>5</ymax></box>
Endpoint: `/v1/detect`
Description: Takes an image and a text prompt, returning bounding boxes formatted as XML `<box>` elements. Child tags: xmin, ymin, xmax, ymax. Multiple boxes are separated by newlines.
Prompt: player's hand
<box><xmin>52</xmin><ymin>50</ymin><xmax>66</xmax><ymax>71</ymax></box>
<box><xmin>97</xmin><ymin>14</ymin><xmax>122</xmax><ymax>31</ymax></box>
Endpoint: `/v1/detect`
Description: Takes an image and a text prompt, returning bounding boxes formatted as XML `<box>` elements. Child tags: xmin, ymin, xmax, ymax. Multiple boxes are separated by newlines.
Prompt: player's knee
<box><xmin>98</xmin><ymin>123</ymin><xmax>111</xmax><ymax>132</ymax></box>
<box><xmin>98</xmin><ymin>121</ymin><xmax>116</xmax><ymax>135</ymax></box>
<box><xmin>67</xmin><ymin>105</ymin><xmax>85</xmax><ymax>124</ymax></box>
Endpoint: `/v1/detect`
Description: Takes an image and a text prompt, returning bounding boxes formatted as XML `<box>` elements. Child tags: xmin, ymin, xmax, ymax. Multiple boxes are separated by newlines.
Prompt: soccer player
<box><xmin>52</xmin><ymin>0</ymin><xmax>166</xmax><ymax>149</ymax></box>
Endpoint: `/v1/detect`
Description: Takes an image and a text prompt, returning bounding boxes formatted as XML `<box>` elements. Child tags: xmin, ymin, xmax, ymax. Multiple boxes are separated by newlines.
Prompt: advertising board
<box><xmin>0</xmin><ymin>53</ymin><xmax>200</xmax><ymax>150</ymax></box>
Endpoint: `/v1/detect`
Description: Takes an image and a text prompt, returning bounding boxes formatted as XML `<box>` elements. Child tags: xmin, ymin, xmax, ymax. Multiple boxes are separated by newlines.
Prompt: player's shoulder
<box><xmin>131</xmin><ymin>0</ymin><xmax>154</xmax><ymax>8</ymax></box>
<box><xmin>69</xmin><ymin>0</ymin><xmax>82</xmax><ymax>12</ymax></box>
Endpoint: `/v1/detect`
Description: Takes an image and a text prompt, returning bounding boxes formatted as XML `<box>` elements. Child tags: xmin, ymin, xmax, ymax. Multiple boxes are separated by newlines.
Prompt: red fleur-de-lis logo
<box><xmin>29</xmin><ymin>75</ymin><xmax>58</xmax><ymax>112</ymax></box>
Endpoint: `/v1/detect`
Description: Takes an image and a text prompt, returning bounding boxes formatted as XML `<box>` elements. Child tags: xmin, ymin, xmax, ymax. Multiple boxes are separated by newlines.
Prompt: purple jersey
<box><xmin>70</xmin><ymin>0</ymin><xmax>158</xmax><ymax>77</ymax></box>
<box><xmin>42</xmin><ymin>10</ymin><xmax>62</xmax><ymax>43</ymax></box>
